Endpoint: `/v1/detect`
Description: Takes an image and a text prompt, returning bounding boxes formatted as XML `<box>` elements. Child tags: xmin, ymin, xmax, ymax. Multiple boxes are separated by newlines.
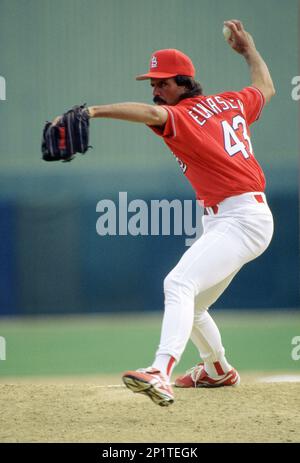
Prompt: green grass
<box><xmin>0</xmin><ymin>311</ymin><xmax>299</xmax><ymax>377</ymax></box>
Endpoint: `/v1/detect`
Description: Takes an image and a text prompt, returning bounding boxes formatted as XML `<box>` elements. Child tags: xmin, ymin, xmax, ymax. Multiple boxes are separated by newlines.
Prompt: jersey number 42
<box><xmin>221</xmin><ymin>115</ymin><xmax>253</xmax><ymax>160</ymax></box>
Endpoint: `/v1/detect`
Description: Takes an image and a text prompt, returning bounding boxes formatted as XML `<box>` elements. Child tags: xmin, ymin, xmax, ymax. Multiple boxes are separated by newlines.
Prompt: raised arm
<box><xmin>223</xmin><ymin>19</ymin><xmax>275</xmax><ymax>103</ymax></box>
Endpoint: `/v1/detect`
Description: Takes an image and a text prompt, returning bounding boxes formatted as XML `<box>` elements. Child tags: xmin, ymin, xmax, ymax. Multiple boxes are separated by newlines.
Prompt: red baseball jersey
<box><xmin>150</xmin><ymin>86</ymin><xmax>266</xmax><ymax>206</ymax></box>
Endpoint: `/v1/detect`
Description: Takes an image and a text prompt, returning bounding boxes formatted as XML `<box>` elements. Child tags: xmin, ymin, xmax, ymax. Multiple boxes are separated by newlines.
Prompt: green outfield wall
<box><xmin>0</xmin><ymin>0</ymin><xmax>299</xmax><ymax>315</ymax></box>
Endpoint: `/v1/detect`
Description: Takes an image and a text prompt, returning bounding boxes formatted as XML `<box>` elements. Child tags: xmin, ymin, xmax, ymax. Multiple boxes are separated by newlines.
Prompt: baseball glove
<box><xmin>41</xmin><ymin>104</ymin><xmax>91</xmax><ymax>162</ymax></box>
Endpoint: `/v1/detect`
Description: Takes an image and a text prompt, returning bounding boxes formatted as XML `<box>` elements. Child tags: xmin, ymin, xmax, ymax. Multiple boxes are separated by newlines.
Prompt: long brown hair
<box><xmin>174</xmin><ymin>75</ymin><xmax>203</xmax><ymax>101</ymax></box>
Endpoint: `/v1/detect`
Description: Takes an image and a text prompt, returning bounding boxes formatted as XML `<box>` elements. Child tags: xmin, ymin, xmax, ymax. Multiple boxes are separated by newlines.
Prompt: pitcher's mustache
<box><xmin>153</xmin><ymin>96</ymin><xmax>166</xmax><ymax>104</ymax></box>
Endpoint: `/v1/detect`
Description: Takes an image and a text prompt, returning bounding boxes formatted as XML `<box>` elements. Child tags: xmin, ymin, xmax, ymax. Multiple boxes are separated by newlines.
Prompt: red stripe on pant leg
<box><xmin>214</xmin><ymin>361</ymin><xmax>225</xmax><ymax>375</ymax></box>
<box><xmin>166</xmin><ymin>356</ymin><xmax>176</xmax><ymax>376</ymax></box>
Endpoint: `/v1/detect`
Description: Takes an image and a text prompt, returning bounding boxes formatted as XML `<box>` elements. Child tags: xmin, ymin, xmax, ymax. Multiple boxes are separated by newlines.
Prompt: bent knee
<box><xmin>164</xmin><ymin>271</ymin><xmax>196</xmax><ymax>298</ymax></box>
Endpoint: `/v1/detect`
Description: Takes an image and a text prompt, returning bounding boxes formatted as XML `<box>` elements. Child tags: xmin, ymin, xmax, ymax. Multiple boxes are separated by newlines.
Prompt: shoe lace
<box><xmin>136</xmin><ymin>366</ymin><xmax>151</xmax><ymax>373</ymax></box>
<box><xmin>186</xmin><ymin>364</ymin><xmax>203</xmax><ymax>387</ymax></box>
<box><xmin>137</xmin><ymin>367</ymin><xmax>170</xmax><ymax>386</ymax></box>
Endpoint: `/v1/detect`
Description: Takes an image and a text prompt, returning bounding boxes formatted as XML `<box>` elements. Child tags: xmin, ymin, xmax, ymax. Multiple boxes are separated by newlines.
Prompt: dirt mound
<box><xmin>0</xmin><ymin>375</ymin><xmax>299</xmax><ymax>442</ymax></box>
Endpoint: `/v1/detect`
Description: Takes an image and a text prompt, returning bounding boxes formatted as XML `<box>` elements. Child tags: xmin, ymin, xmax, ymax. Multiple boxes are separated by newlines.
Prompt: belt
<box><xmin>204</xmin><ymin>193</ymin><xmax>265</xmax><ymax>216</ymax></box>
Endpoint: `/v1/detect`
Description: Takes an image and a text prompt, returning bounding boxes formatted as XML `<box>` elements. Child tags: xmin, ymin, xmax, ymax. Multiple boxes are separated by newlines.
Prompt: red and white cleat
<box><xmin>122</xmin><ymin>367</ymin><xmax>174</xmax><ymax>407</ymax></box>
<box><xmin>175</xmin><ymin>363</ymin><xmax>240</xmax><ymax>388</ymax></box>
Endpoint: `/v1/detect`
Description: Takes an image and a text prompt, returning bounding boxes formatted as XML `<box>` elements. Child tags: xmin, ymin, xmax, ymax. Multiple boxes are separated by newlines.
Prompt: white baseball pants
<box><xmin>155</xmin><ymin>192</ymin><xmax>274</xmax><ymax>364</ymax></box>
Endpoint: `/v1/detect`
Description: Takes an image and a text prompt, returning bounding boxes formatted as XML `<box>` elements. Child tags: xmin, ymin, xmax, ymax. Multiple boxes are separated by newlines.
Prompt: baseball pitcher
<box><xmin>49</xmin><ymin>20</ymin><xmax>275</xmax><ymax>406</ymax></box>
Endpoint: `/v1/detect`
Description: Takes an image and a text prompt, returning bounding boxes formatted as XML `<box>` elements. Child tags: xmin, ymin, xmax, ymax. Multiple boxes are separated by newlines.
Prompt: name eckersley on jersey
<box><xmin>149</xmin><ymin>86</ymin><xmax>266</xmax><ymax>206</ymax></box>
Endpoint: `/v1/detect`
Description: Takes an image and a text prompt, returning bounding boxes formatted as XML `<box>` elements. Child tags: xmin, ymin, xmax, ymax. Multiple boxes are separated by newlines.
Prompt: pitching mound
<box><xmin>0</xmin><ymin>374</ymin><xmax>299</xmax><ymax>443</ymax></box>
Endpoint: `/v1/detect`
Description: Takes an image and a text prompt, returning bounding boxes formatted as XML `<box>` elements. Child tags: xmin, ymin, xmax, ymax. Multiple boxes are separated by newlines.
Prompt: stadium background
<box><xmin>0</xmin><ymin>0</ymin><xmax>299</xmax><ymax>382</ymax></box>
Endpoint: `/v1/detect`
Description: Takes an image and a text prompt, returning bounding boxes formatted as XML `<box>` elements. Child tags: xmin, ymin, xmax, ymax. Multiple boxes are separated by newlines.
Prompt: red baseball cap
<box><xmin>136</xmin><ymin>49</ymin><xmax>195</xmax><ymax>81</ymax></box>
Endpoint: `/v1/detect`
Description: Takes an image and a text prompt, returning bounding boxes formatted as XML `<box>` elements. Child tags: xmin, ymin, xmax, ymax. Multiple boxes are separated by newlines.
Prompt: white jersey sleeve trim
<box><xmin>249</xmin><ymin>86</ymin><xmax>265</xmax><ymax>121</ymax></box>
<box><xmin>164</xmin><ymin>106</ymin><xmax>177</xmax><ymax>138</ymax></box>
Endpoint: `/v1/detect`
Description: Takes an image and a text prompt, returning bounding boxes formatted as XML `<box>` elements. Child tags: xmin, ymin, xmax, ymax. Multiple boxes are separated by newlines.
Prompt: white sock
<box><xmin>152</xmin><ymin>354</ymin><xmax>176</xmax><ymax>382</ymax></box>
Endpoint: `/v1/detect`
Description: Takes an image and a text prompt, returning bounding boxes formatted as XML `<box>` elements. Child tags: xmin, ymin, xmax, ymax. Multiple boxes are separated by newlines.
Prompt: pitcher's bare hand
<box><xmin>223</xmin><ymin>20</ymin><xmax>256</xmax><ymax>55</ymax></box>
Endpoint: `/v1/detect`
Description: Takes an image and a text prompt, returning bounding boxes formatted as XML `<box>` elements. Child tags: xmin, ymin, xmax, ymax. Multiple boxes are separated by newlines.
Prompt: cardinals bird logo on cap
<box><xmin>151</xmin><ymin>56</ymin><xmax>158</xmax><ymax>68</ymax></box>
